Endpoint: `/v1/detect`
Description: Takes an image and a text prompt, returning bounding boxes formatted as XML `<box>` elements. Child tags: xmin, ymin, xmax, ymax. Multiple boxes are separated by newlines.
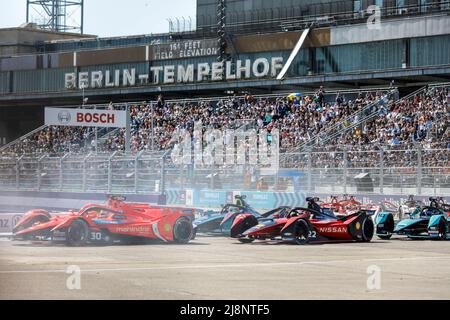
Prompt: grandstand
<box><xmin>0</xmin><ymin>0</ymin><xmax>449</xmax><ymax>197</ymax></box>
<box><xmin>0</xmin><ymin>82</ymin><xmax>448</xmax><ymax>196</ymax></box>
<box><xmin>1</xmin><ymin>0</ymin><xmax>450</xmax><ymax>141</ymax></box>
<box><xmin>0</xmin><ymin>86</ymin><xmax>393</xmax><ymax>154</ymax></box>
<box><xmin>1</xmin><ymin>83</ymin><xmax>447</xmax><ymax>155</ymax></box>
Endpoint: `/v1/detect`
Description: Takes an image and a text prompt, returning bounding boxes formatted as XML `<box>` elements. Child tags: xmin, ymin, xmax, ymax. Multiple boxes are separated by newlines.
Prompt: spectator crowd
<box><xmin>2</xmin><ymin>85</ymin><xmax>448</xmax><ymax>169</ymax></box>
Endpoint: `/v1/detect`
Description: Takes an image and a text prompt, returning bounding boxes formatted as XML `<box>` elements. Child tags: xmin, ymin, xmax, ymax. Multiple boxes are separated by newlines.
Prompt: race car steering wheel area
<box><xmin>287</xmin><ymin>209</ymin><xmax>307</xmax><ymax>218</ymax></box>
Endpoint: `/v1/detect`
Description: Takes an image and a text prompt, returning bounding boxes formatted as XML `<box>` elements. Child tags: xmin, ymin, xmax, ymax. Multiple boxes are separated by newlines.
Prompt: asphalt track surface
<box><xmin>0</xmin><ymin>236</ymin><xmax>449</xmax><ymax>300</ymax></box>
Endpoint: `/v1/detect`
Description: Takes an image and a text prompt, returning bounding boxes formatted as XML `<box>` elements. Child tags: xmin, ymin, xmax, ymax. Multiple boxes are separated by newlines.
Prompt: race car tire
<box><xmin>361</xmin><ymin>217</ymin><xmax>374</xmax><ymax>242</ymax></box>
<box><xmin>437</xmin><ymin>218</ymin><xmax>447</xmax><ymax>240</ymax></box>
<box><xmin>190</xmin><ymin>228</ymin><xmax>197</xmax><ymax>241</ymax></box>
<box><xmin>238</xmin><ymin>237</ymin><xmax>255</xmax><ymax>243</ymax></box>
<box><xmin>293</xmin><ymin>219</ymin><xmax>310</xmax><ymax>245</ymax></box>
<box><xmin>66</xmin><ymin>220</ymin><xmax>89</xmax><ymax>246</ymax></box>
<box><xmin>100</xmin><ymin>231</ymin><xmax>114</xmax><ymax>246</ymax></box>
<box><xmin>173</xmin><ymin>218</ymin><xmax>194</xmax><ymax>244</ymax></box>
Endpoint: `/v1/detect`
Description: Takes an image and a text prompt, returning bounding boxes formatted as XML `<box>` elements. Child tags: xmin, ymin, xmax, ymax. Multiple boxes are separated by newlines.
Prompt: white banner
<box><xmin>45</xmin><ymin>108</ymin><xmax>127</xmax><ymax>128</ymax></box>
<box><xmin>0</xmin><ymin>214</ymin><xmax>22</xmax><ymax>233</ymax></box>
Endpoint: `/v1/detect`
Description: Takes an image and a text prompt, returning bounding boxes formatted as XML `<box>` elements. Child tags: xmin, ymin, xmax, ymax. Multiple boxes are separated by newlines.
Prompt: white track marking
<box><xmin>0</xmin><ymin>256</ymin><xmax>448</xmax><ymax>274</ymax></box>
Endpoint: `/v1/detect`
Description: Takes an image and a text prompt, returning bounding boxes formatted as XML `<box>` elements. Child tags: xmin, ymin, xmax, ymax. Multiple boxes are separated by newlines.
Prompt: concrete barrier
<box><xmin>0</xmin><ymin>189</ymin><xmax>448</xmax><ymax>214</ymax></box>
<box><xmin>166</xmin><ymin>189</ymin><xmax>450</xmax><ymax>210</ymax></box>
<box><xmin>0</xmin><ymin>191</ymin><xmax>165</xmax><ymax>212</ymax></box>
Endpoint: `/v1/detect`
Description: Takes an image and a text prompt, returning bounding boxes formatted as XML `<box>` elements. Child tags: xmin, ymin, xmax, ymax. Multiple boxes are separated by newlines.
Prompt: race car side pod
<box><xmin>375</xmin><ymin>212</ymin><xmax>395</xmax><ymax>240</ymax></box>
<box><xmin>230</xmin><ymin>214</ymin><xmax>258</xmax><ymax>238</ymax></box>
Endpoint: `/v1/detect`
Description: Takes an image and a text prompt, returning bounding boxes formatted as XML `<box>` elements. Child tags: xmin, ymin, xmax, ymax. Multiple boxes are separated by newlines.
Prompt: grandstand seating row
<box><xmin>1</xmin><ymin>84</ymin><xmax>448</xmax><ymax>171</ymax></box>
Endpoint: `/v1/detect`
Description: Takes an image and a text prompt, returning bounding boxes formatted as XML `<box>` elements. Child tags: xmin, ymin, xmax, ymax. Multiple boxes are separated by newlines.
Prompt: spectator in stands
<box><xmin>3</xmin><ymin>85</ymin><xmax>448</xmax><ymax>175</ymax></box>
<box><xmin>316</xmin><ymin>86</ymin><xmax>325</xmax><ymax>108</ymax></box>
<box><xmin>257</xmin><ymin>177</ymin><xmax>269</xmax><ymax>191</ymax></box>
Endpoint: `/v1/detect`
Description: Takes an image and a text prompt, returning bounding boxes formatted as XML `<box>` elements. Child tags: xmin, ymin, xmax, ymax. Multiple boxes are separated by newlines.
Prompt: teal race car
<box><xmin>192</xmin><ymin>195</ymin><xmax>261</xmax><ymax>235</ymax></box>
<box><xmin>375</xmin><ymin>198</ymin><xmax>450</xmax><ymax>240</ymax></box>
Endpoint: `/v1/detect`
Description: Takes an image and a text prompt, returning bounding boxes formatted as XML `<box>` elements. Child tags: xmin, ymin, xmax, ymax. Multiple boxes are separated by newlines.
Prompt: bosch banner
<box><xmin>45</xmin><ymin>108</ymin><xmax>127</xmax><ymax>128</ymax></box>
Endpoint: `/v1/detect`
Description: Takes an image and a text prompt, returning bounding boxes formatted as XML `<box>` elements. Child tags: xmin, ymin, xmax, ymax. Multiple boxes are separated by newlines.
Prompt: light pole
<box><xmin>81</xmin><ymin>85</ymin><xmax>93</xmax><ymax>152</ymax></box>
<box><xmin>125</xmin><ymin>103</ymin><xmax>131</xmax><ymax>153</ymax></box>
<box><xmin>151</xmin><ymin>103</ymin><xmax>155</xmax><ymax>151</ymax></box>
<box><xmin>94</xmin><ymin>105</ymin><xmax>98</xmax><ymax>153</ymax></box>
<box><xmin>81</xmin><ymin>85</ymin><xmax>88</xmax><ymax>107</ymax></box>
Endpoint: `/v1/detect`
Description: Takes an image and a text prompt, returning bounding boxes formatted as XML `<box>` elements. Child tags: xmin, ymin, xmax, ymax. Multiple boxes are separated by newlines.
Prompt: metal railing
<box><xmin>0</xmin><ymin>146</ymin><xmax>448</xmax><ymax>196</ymax></box>
<box><xmin>288</xmin><ymin>82</ymin><xmax>449</xmax><ymax>153</ymax></box>
<box><xmin>0</xmin><ymin>125</ymin><xmax>47</xmax><ymax>154</ymax></box>
<box><xmin>294</xmin><ymin>88</ymin><xmax>397</xmax><ymax>152</ymax></box>
<box><xmin>280</xmin><ymin>146</ymin><xmax>449</xmax><ymax>194</ymax></box>
<box><xmin>0</xmin><ymin>151</ymin><xmax>166</xmax><ymax>195</ymax></box>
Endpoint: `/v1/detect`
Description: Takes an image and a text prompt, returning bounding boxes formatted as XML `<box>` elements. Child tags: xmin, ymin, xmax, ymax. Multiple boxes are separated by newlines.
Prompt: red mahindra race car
<box><xmin>230</xmin><ymin>198</ymin><xmax>374</xmax><ymax>244</ymax></box>
<box><xmin>321</xmin><ymin>195</ymin><xmax>363</xmax><ymax>216</ymax></box>
<box><xmin>13</xmin><ymin>196</ymin><xmax>195</xmax><ymax>246</ymax></box>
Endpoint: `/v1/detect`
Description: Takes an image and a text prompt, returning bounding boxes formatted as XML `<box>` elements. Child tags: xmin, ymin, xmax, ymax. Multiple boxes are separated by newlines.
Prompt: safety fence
<box><xmin>0</xmin><ymin>146</ymin><xmax>448</xmax><ymax>197</ymax></box>
<box><xmin>0</xmin><ymin>151</ymin><xmax>166</xmax><ymax>195</ymax></box>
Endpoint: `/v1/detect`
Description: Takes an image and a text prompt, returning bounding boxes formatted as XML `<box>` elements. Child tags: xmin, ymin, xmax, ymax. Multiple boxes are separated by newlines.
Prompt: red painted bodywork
<box><xmin>13</xmin><ymin>199</ymin><xmax>195</xmax><ymax>242</ymax></box>
<box><xmin>322</xmin><ymin>196</ymin><xmax>362</xmax><ymax>215</ymax></box>
<box><xmin>233</xmin><ymin>210</ymin><xmax>363</xmax><ymax>242</ymax></box>
<box><xmin>307</xmin><ymin>215</ymin><xmax>360</xmax><ymax>240</ymax></box>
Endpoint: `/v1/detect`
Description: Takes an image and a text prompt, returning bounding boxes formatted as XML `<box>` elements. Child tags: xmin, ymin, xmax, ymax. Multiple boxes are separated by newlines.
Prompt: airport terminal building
<box><xmin>0</xmin><ymin>0</ymin><xmax>449</xmax><ymax>143</ymax></box>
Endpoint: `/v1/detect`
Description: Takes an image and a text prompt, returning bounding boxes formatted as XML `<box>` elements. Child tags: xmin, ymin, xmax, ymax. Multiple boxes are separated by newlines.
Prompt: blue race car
<box><xmin>193</xmin><ymin>195</ymin><xmax>260</xmax><ymax>235</ymax></box>
<box><xmin>375</xmin><ymin>198</ymin><xmax>450</xmax><ymax>240</ymax></box>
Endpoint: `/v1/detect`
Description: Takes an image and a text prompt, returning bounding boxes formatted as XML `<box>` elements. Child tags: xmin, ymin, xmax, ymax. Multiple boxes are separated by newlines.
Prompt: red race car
<box><xmin>321</xmin><ymin>195</ymin><xmax>363</xmax><ymax>216</ymax></box>
<box><xmin>13</xmin><ymin>196</ymin><xmax>195</xmax><ymax>246</ymax></box>
<box><xmin>230</xmin><ymin>198</ymin><xmax>374</xmax><ymax>245</ymax></box>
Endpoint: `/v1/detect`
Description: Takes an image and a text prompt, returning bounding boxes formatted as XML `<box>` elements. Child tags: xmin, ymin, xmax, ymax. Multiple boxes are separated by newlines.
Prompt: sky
<box><xmin>0</xmin><ymin>0</ymin><xmax>197</xmax><ymax>37</ymax></box>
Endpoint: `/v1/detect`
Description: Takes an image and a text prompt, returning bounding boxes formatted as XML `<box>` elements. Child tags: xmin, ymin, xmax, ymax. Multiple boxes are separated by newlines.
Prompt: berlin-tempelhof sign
<box><xmin>64</xmin><ymin>57</ymin><xmax>284</xmax><ymax>89</ymax></box>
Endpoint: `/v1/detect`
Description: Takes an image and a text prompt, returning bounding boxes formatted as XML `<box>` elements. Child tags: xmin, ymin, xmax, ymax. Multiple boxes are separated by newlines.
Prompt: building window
<box><xmin>420</xmin><ymin>0</ymin><xmax>428</xmax><ymax>12</ymax></box>
<box><xmin>396</xmin><ymin>0</ymin><xmax>405</xmax><ymax>8</ymax></box>
<box><xmin>375</xmin><ymin>0</ymin><xmax>383</xmax><ymax>8</ymax></box>
<box><xmin>354</xmin><ymin>0</ymin><xmax>361</xmax><ymax>13</ymax></box>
